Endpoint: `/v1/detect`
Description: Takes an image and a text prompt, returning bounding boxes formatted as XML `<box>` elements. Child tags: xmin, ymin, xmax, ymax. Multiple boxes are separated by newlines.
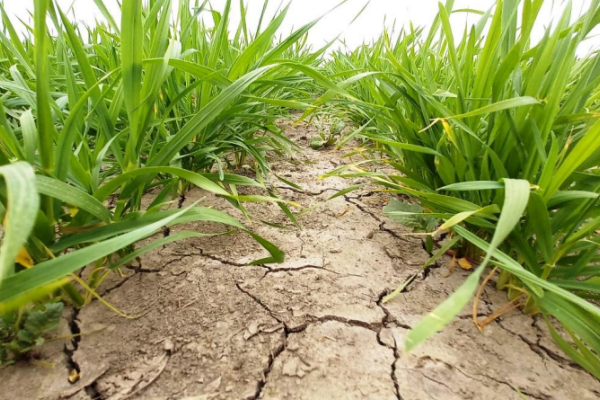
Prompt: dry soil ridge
<box><xmin>2</xmin><ymin>119</ymin><xmax>600</xmax><ymax>400</ymax></box>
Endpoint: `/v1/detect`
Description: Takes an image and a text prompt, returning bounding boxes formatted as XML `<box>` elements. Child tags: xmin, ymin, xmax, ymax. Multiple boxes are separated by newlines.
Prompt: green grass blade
<box><xmin>0</xmin><ymin>162</ymin><xmax>39</xmax><ymax>283</ymax></box>
<box><xmin>36</xmin><ymin>175</ymin><xmax>112</xmax><ymax>224</ymax></box>
<box><xmin>447</xmin><ymin>97</ymin><xmax>540</xmax><ymax>120</ymax></box>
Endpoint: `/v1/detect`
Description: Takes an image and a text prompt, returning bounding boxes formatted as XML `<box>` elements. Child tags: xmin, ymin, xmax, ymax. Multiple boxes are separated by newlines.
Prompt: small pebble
<box><xmin>163</xmin><ymin>338</ymin><xmax>174</xmax><ymax>352</ymax></box>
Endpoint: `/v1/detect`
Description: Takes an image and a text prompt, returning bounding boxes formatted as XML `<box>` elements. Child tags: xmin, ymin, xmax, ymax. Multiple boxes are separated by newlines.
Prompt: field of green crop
<box><xmin>1</xmin><ymin>0</ymin><xmax>600</xmax><ymax>385</ymax></box>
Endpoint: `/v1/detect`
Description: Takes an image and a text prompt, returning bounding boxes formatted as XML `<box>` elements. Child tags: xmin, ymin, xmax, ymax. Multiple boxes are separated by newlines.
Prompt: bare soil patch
<box><xmin>3</xmin><ymin>119</ymin><xmax>600</xmax><ymax>400</ymax></box>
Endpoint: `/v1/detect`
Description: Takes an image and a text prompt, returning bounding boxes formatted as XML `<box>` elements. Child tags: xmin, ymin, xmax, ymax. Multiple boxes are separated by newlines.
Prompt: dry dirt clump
<box><xmin>2</xmin><ymin>119</ymin><xmax>600</xmax><ymax>400</ymax></box>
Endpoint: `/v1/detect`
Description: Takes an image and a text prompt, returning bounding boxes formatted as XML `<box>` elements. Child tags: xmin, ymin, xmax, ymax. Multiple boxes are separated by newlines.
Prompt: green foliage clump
<box><xmin>383</xmin><ymin>198</ymin><xmax>437</xmax><ymax>233</ymax></box>
<box><xmin>324</xmin><ymin>0</ymin><xmax>600</xmax><ymax>378</ymax></box>
<box><xmin>310</xmin><ymin>117</ymin><xmax>346</xmax><ymax>149</ymax></box>
<box><xmin>1</xmin><ymin>302</ymin><xmax>64</xmax><ymax>365</ymax></box>
<box><xmin>0</xmin><ymin>0</ymin><xmax>342</xmax><ymax>360</ymax></box>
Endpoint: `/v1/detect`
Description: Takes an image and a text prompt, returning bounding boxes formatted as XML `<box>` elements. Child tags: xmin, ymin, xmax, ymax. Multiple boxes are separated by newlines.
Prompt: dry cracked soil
<box><xmin>3</xmin><ymin>119</ymin><xmax>600</xmax><ymax>400</ymax></box>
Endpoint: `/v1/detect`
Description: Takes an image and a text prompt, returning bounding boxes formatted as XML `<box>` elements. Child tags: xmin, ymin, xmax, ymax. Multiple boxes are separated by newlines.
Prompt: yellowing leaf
<box><xmin>16</xmin><ymin>247</ymin><xmax>34</xmax><ymax>268</ymax></box>
<box><xmin>458</xmin><ymin>258</ymin><xmax>473</xmax><ymax>270</ymax></box>
<box><xmin>441</xmin><ymin>119</ymin><xmax>458</xmax><ymax>147</ymax></box>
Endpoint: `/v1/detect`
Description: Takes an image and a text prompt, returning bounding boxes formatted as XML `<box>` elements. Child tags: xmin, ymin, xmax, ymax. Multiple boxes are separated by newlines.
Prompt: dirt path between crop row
<box><xmin>4</xmin><ymin>119</ymin><xmax>600</xmax><ymax>400</ymax></box>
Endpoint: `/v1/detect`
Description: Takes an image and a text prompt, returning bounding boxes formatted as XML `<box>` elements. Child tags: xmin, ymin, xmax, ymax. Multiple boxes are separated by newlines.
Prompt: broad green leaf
<box><xmin>0</xmin><ymin>205</ymin><xmax>192</xmax><ymax>309</ymax></box>
<box><xmin>447</xmin><ymin>97</ymin><xmax>540</xmax><ymax>120</ymax></box>
<box><xmin>36</xmin><ymin>175</ymin><xmax>111</xmax><ymax>224</ymax></box>
<box><xmin>23</xmin><ymin>302</ymin><xmax>64</xmax><ymax>337</ymax></box>
<box><xmin>19</xmin><ymin>110</ymin><xmax>36</xmax><ymax>164</ymax></box>
<box><xmin>363</xmin><ymin>134</ymin><xmax>443</xmax><ymax>156</ymax></box>
<box><xmin>328</xmin><ymin>184</ymin><xmax>365</xmax><ymax>200</ymax></box>
<box><xmin>405</xmin><ymin>264</ymin><xmax>485</xmax><ymax>352</ymax></box>
<box><xmin>526</xmin><ymin>192</ymin><xmax>553</xmax><ymax>262</ymax></box>
<box><xmin>439</xmin><ymin>181</ymin><xmax>504</xmax><ymax>191</ymax></box>
<box><xmin>109</xmin><ymin>231</ymin><xmax>220</xmax><ymax>270</ymax></box>
<box><xmin>50</xmin><ymin>207</ymin><xmax>244</xmax><ymax>252</ymax></box>
<box><xmin>546</xmin><ymin>118</ymin><xmax>600</xmax><ymax>198</ymax></box>
<box><xmin>33</xmin><ymin>0</ymin><xmax>55</xmax><ymax>175</ymax></box>
<box><xmin>95</xmin><ymin>166</ymin><xmax>231</xmax><ymax>200</ymax></box>
<box><xmin>121</xmin><ymin>0</ymin><xmax>144</xmax><ymax>138</ymax></box>
<box><xmin>0</xmin><ymin>162</ymin><xmax>39</xmax><ymax>283</ymax></box>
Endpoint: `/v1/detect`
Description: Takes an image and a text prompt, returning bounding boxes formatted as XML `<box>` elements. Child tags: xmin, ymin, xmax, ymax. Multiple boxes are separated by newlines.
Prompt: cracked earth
<box><xmin>3</xmin><ymin>119</ymin><xmax>600</xmax><ymax>400</ymax></box>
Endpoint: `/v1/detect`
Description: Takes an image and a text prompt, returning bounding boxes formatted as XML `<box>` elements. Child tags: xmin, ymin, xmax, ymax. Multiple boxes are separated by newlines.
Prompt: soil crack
<box><xmin>345</xmin><ymin>196</ymin><xmax>382</xmax><ymax>222</ymax></box>
<box><xmin>165</xmin><ymin>249</ymin><xmax>273</xmax><ymax>272</ymax></box>
<box><xmin>377</xmin><ymin>222</ymin><xmax>435</xmax><ymax>260</ymax></box>
<box><xmin>288</xmin><ymin>314</ymin><xmax>383</xmax><ymax>334</ymax></box>
<box><xmin>235</xmin><ymin>284</ymin><xmax>399</xmax><ymax>398</ymax></box>
<box><xmin>376</xmin><ymin>290</ymin><xmax>408</xmax><ymax>400</ymax></box>
<box><xmin>418</xmin><ymin>355</ymin><xmax>550</xmax><ymax>400</ymax></box>
<box><xmin>199</xmin><ymin>250</ymin><xmax>250</xmax><ymax>267</ymax></box>
<box><xmin>264</xmin><ymin>264</ymin><xmax>338</xmax><ymax>277</ymax></box>
<box><xmin>273</xmin><ymin>185</ymin><xmax>337</xmax><ymax>197</ymax></box>
<box><xmin>64</xmin><ymin>307</ymin><xmax>81</xmax><ymax>377</ymax></box>
<box><xmin>417</xmin><ymin>370</ymin><xmax>455</xmax><ymax>393</ymax></box>
<box><xmin>376</xmin><ymin>329</ymin><xmax>402</xmax><ymax>400</ymax></box>
<box><xmin>101</xmin><ymin>274</ymin><xmax>136</xmax><ymax>296</ymax></box>
<box><xmin>64</xmin><ymin>307</ymin><xmax>102</xmax><ymax>399</ymax></box>
<box><xmin>125</xmin><ymin>255</ymin><xmax>189</xmax><ymax>274</ymax></box>
<box><xmin>248</xmin><ymin>340</ymin><xmax>287</xmax><ymax>400</ymax></box>
<box><xmin>376</xmin><ymin>290</ymin><xmax>411</xmax><ymax>330</ymax></box>
<box><xmin>177</xmin><ymin>193</ymin><xmax>186</xmax><ymax>208</ymax></box>
<box><xmin>235</xmin><ymin>283</ymin><xmax>289</xmax><ymax>400</ymax></box>
<box><xmin>496</xmin><ymin>320</ymin><xmax>580</xmax><ymax>370</ymax></box>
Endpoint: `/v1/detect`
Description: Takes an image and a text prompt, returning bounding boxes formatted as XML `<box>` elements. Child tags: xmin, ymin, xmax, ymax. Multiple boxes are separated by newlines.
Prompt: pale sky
<box><xmin>2</xmin><ymin>0</ymin><xmax>599</xmax><ymax>55</ymax></box>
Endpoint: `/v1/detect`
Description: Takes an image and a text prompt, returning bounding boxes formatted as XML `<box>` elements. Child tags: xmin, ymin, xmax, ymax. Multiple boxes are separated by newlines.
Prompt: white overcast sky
<box><xmin>2</xmin><ymin>0</ymin><xmax>599</xmax><ymax>55</ymax></box>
